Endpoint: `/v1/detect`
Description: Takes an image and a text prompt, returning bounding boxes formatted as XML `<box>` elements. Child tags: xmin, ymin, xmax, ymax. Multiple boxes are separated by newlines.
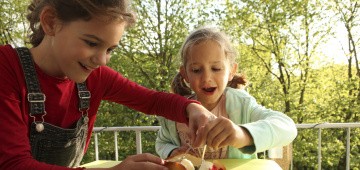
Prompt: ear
<box><xmin>228</xmin><ymin>63</ymin><xmax>238</xmax><ymax>81</ymax></box>
<box><xmin>180</xmin><ymin>66</ymin><xmax>189</xmax><ymax>83</ymax></box>
<box><xmin>39</xmin><ymin>6</ymin><xmax>59</xmax><ymax>36</ymax></box>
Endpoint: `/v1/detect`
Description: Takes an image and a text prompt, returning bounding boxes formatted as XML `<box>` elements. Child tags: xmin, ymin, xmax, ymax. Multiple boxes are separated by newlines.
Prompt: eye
<box><xmin>106</xmin><ymin>48</ymin><xmax>115</xmax><ymax>54</ymax></box>
<box><xmin>191</xmin><ymin>68</ymin><xmax>201</xmax><ymax>73</ymax></box>
<box><xmin>84</xmin><ymin>40</ymin><xmax>98</xmax><ymax>47</ymax></box>
<box><xmin>212</xmin><ymin>67</ymin><xmax>222</xmax><ymax>72</ymax></box>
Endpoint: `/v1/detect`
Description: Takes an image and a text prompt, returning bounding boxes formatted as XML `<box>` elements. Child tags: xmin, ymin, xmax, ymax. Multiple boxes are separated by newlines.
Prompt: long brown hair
<box><xmin>26</xmin><ymin>0</ymin><xmax>136</xmax><ymax>47</ymax></box>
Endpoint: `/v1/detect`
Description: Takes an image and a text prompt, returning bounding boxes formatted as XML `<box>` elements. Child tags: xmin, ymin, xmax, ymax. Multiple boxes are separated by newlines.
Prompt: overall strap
<box><xmin>15</xmin><ymin>47</ymin><xmax>91</xmax><ymax>116</ymax></box>
<box><xmin>77</xmin><ymin>83</ymin><xmax>91</xmax><ymax>111</ymax></box>
<box><xmin>16</xmin><ymin>47</ymin><xmax>46</xmax><ymax>116</ymax></box>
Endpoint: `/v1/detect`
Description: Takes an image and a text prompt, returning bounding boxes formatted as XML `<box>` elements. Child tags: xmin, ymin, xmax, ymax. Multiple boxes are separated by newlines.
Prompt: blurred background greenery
<box><xmin>1</xmin><ymin>0</ymin><xmax>359</xmax><ymax>169</ymax></box>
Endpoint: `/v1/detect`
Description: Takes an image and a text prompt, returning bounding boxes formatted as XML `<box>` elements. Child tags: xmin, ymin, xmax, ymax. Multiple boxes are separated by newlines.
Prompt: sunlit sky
<box><xmin>319</xmin><ymin>22</ymin><xmax>349</xmax><ymax>65</ymax></box>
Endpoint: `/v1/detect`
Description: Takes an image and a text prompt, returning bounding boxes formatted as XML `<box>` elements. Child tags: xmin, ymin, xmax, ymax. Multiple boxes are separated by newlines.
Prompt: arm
<box><xmin>234</xmin><ymin>89</ymin><xmax>297</xmax><ymax>153</ymax></box>
<box><xmin>241</xmin><ymin>102</ymin><xmax>297</xmax><ymax>153</ymax></box>
<box><xmin>193</xmin><ymin>88</ymin><xmax>297</xmax><ymax>153</ymax></box>
<box><xmin>85</xmin><ymin>153</ymin><xmax>167</xmax><ymax>170</ymax></box>
<box><xmin>99</xmin><ymin>67</ymin><xmax>198</xmax><ymax>124</ymax></box>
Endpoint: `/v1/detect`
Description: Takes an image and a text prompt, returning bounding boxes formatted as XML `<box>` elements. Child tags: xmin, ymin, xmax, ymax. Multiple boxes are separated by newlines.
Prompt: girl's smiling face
<box><xmin>34</xmin><ymin>6</ymin><xmax>127</xmax><ymax>83</ymax></box>
<box><xmin>181</xmin><ymin>40</ymin><xmax>237</xmax><ymax>110</ymax></box>
<box><xmin>52</xmin><ymin>18</ymin><xmax>126</xmax><ymax>82</ymax></box>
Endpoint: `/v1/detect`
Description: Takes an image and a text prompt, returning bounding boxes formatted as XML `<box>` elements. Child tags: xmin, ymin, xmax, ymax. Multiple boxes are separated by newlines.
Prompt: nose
<box><xmin>91</xmin><ymin>51</ymin><xmax>110</xmax><ymax>66</ymax></box>
<box><xmin>201</xmin><ymin>69</ymin><xmax>212</xmax><ymax>83</ymax></box>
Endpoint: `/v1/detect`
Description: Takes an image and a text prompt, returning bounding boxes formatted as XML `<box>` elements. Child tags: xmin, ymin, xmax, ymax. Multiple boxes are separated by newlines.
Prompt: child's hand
<box><xmin>111</xmin><ymin>153</ymin><xmax>167</xmax><ymax>170</ymax></box>
<box><xmin>197</xmin><ymin>116</ymin><xmax>254</xmax><ymax>150</ymax></box>
<box><xmin>186</xmin><ymin>103</ymin><xmax>217</xmax><ymax>147</ymax></box>
<box><xmin>169</xmin><ymin>146</ymin><xmax>198</xmax><ymax>158</ymax></box>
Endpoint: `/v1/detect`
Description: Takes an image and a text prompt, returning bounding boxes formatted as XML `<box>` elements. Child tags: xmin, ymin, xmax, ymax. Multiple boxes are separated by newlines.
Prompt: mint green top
<box><xmin>155</xmin><ymin>87</ymin><xmax>297</xmax><ymax>159</ymax></box>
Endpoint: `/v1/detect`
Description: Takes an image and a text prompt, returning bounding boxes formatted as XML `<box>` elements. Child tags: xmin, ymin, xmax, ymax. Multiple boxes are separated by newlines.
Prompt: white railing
<box><xmin>295</xmin><ymin>123</ymin><xmax>360</xmax><ymax>170</ymax></box>
<box><xmin>92</xmin><ymin>126</ymin><xmax>160</xmax><ymax>161</ymax></box>
<box><xmin>91</xmin><ymin>123</ymin><xmax>360</xmax><ymax>170</ymax></box>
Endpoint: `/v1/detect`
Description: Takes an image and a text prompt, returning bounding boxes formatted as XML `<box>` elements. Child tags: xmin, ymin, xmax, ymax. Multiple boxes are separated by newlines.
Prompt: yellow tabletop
<box><xmin>81</xmin><ymin>159</ymin><xmax>281</xmax><ymax>170</ymax></box>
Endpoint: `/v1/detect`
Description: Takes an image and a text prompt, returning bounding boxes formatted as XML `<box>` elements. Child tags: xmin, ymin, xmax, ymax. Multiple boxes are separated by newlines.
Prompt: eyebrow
<box><xmin>83</xmin><ymin>34</ymin><xmax>119</xmax><ymax>48</ymax></box>
<box><xmin>189</xmin><ymin>61</ymin><xmax>223</xmax><ymax>65</ymax></box>
<box><xmin>83</xmin><ymin>34</ymin><xmax>103</xmax><ymax>42</ymax></box>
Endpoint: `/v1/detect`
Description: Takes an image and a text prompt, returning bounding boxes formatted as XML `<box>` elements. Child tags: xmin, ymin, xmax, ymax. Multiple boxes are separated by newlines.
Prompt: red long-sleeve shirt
<box><xmin>0</xmin><ymin>45</ymin><xmax>195</xmax><ymax>170</ymax></box>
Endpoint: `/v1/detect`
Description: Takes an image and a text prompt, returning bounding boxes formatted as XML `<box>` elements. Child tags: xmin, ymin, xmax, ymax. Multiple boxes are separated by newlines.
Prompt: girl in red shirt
<box><xmin>0</xmin><ymin>0</ymin><xmax>215</xmax><ymax>170</ymax></box>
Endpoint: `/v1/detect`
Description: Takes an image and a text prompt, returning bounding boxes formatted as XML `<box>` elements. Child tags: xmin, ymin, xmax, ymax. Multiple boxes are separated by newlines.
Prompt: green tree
<box><xmin>0</xmin><ymin>0</ymin><xmax>28</xmax><ymax>45</ymax></box>
<box><xmin>330</xmin><ymin>0</ymin><xmax>360</xmax><ymax>168</ymax></box>
<box><xmin>219</xmin><ymin>0</ymin><xmax>359</xmax><ymax>169</ymax></box>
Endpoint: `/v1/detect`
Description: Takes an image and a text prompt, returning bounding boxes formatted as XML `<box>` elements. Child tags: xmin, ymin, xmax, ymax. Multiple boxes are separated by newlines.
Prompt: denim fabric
<box><xmin>30</xmin><ymin>115</ymin><xmax>88</xmax><ymax>167</ymax></box>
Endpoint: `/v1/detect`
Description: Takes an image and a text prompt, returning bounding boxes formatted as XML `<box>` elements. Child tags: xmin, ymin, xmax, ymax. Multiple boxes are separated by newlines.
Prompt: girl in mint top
<box><xmin>155</xmin><ymin>27</ymin><xmax>297</xmax><ymax>159</ymax></box>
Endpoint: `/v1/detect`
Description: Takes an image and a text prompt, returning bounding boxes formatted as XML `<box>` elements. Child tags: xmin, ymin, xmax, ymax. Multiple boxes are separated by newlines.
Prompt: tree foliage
<box><xmin>219</xmin><ymin>0</ymin><xmax>360</xmax><ymax>169</ymax></box>
<box><xmin>0</xmin><ymin>0</ymin><xmax>28</xmax><ymax>45</ymax></box>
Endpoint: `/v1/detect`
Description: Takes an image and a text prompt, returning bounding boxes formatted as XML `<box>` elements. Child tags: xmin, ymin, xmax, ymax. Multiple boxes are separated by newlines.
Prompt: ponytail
<box><xmin>170</xmin><ymin>72</ymin><xmax>192</xmax><ymax>96</ymax></box>
<box><xmin>227</xmin><ymin>73</ymin><xmax>248</xmax><ymax>89</ymax></box>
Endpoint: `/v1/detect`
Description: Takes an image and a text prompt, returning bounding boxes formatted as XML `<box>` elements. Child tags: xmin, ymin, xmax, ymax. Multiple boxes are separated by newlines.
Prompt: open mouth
<box><xmin>202</xmin><ymin>87</ymin><xmax>216</xmax><ymax>93</ymax></box>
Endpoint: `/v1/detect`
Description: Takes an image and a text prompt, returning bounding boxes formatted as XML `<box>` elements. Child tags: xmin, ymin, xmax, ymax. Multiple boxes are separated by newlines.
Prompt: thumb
<box><xmin>192</xmin><ymin>125</ymin><xmax>206</xmax><ymax>148</ymax></box>
<box><xmin>189</xmin><ymin>120</ymin><xmax>197</xmax><ymax>145</ymax></box>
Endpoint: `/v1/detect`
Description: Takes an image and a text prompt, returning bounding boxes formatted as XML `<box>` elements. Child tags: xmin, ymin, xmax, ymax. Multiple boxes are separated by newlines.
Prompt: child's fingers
<box><xmin>127</xmin><ymin>153</ymin><xmax>164</xmax><ymax>164</ymax></box>
<box><xmin>205</xmin><ymin>117</ymin><xmax>236</xmax><ymax>149</ymax></box>
<box><xmin>199</xmin><ymin>118</ymin><xmax>225</xmax><ymax>148</ymax></box>
<box><xmin>218</xmin><ymin>135</ymin><xmax>233</xmax><ymax>148</ymax></box>
<box><xmin>192</xmin><ymin>125</ymin><xmax>206</xmax><ymax>147</ymax></box>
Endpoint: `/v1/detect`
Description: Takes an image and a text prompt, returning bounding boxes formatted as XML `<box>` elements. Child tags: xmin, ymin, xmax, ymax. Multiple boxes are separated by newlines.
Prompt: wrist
<box><xmin>168</xmin><ymin>148</ymin><xmax>176</xmax><ymax>158</ymax></box>
<box><xmin>185</xmin><ymin>103</ymin><xmax>197</xmax><ymax>118</ymax></box>
<box><xmin>235</xmin><ymin>126</ymin><xmax>254</xmax><ymax>148</ymax></box>
<box><xmin>242</xmin><ymin>127</ymin><xmax>254</xmax><ymax>146</ymax></box>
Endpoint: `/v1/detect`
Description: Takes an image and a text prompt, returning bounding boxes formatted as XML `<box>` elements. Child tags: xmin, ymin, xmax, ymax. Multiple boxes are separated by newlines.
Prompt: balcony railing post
<box><xmin>136</xmin><ymin>130</ymin><xmax>142</xmax><ymax>154</ymax></box>
<box><xmin>318</xmin><ymin>128</ymin><xmax>321</xmax><ymax>170</ymax></box>
<box><xmin>346</xmin><ymin>127</ymin><xmax>350</xmax><ymax>170</ymax></box>
<box><xmin>114</xmin><ymin>131</ymin><xmax>119</xmax><ymax>161</ymax></box>
<box><xmin>94</xmin><ymin>133</ymin><xmax>99</xmax><ymax>161</ymax></box>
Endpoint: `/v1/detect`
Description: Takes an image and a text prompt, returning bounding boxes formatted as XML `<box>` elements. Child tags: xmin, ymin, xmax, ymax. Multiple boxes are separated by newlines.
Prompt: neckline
<box><xmin>33</xmin><ymin>62</ymin><xmax>71</xmax><ymax>83</ymax></box>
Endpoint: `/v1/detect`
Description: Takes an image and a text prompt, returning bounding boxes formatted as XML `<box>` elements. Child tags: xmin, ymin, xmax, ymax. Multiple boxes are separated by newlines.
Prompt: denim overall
<box><xmin>16</xmin><ymin>47</ymin><xmax>91</xmax><ymax>167</ymax></box>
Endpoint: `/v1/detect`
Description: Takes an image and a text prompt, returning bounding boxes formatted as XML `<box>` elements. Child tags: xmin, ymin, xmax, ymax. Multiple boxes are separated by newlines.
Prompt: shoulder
<box><xmin>0</xmin><ymin>44</ymin><xmax>16</xmax><ymax>55</ymax></box>
<box><xmin>0</xmin><ymin>45</ymin><xmax>19</xmax><ymax>64</ymax></box>
<box><xmin>225</xmin><ymin>87</ymin><xmax>255</xmax><ymax>102</ymax></box>
<box><xmin>0</xmin><ymin>45</ymin><xmax>26</xmax><ymax>100</ymax></box>
<box><xmin>0</xmin><ymin>45</ymin><xmax>22</xmax><ymax>78</ymax></box>
<box><xmin>224</xmin><ymin>87</ymin><xmax>259</xmax><ymax>116</ymax></box>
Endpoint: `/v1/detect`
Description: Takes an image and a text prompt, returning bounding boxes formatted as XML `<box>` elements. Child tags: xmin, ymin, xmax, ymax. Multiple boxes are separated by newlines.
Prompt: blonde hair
<box><xmin>26</xmin><ymin>0</ymin><xmax>136</xmax><ymax>47</ymax></box>
<box><xmin>180</xmin><ymin>27</ymin><xmax>237</xmax><ymax>67</ymax></box>
<box><xmin>172</xmin><ymin>27</ymin><xmax>248</xmax><ymax>95</ymax></box>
